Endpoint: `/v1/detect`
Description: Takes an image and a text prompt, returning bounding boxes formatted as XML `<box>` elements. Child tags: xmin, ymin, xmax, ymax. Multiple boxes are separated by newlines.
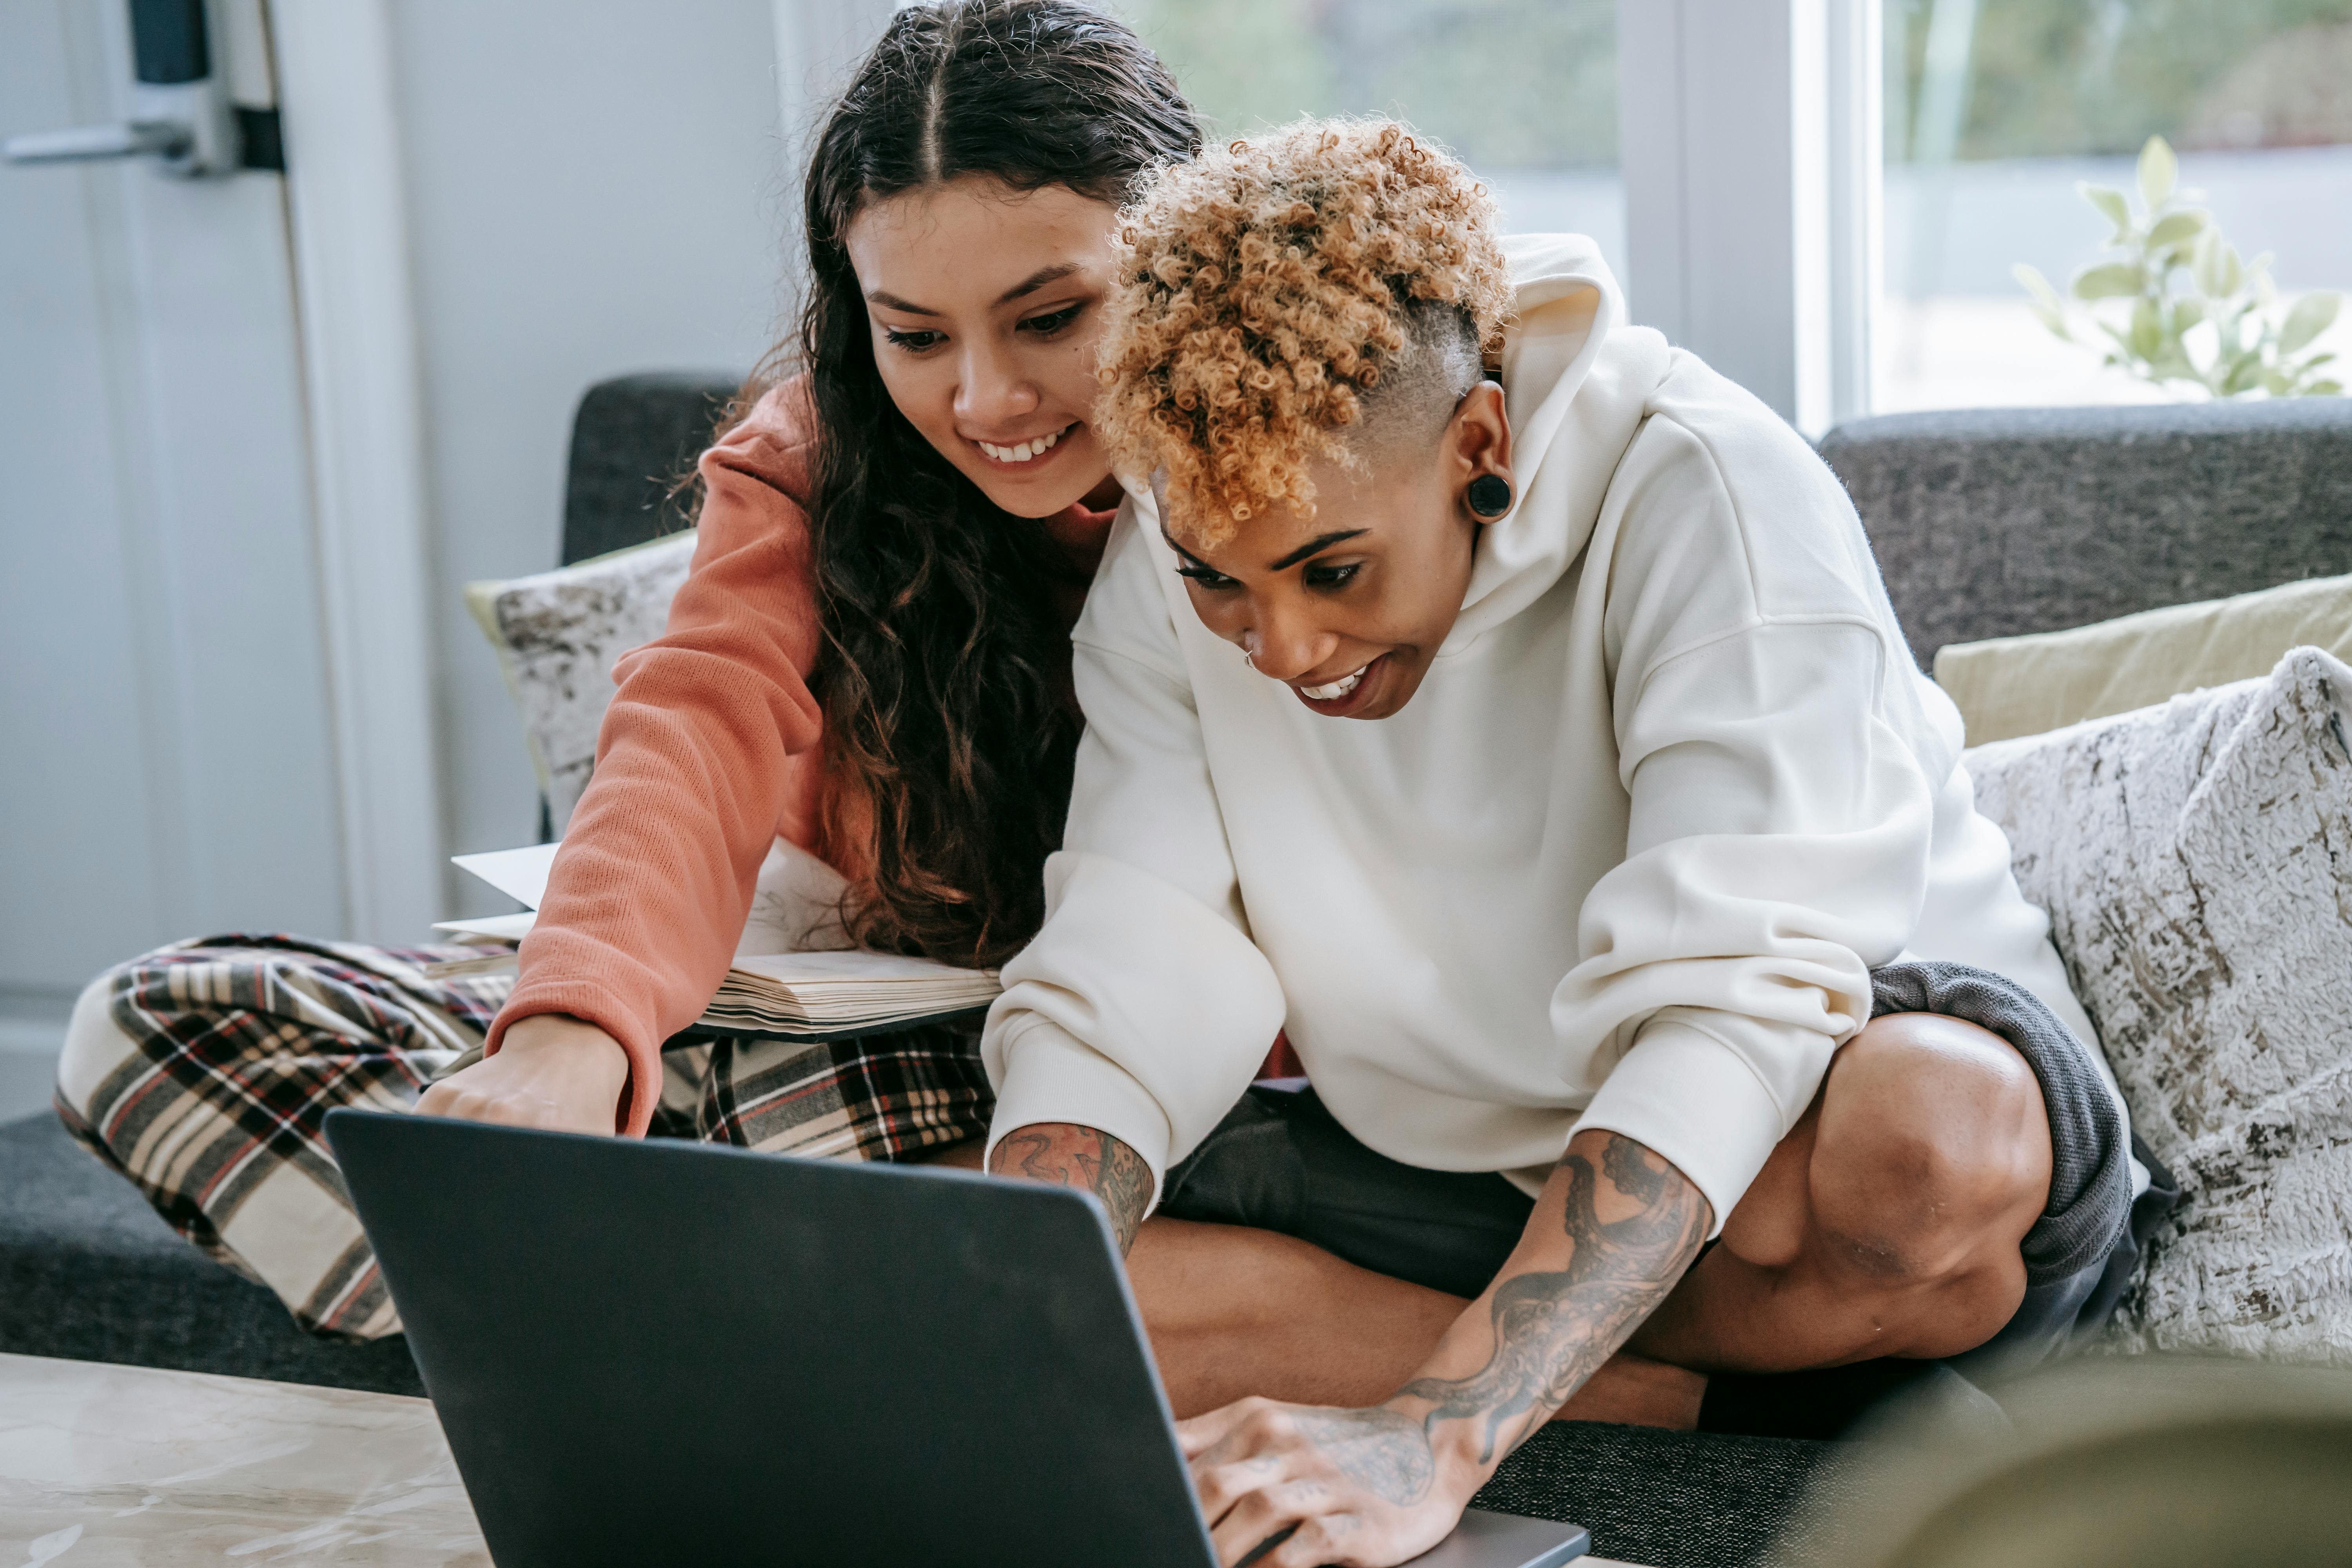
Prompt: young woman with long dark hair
<box><xmin>56</xmin><ymin>0</ymin><xmax>1202</xmax><ymax>1340</ymax></box>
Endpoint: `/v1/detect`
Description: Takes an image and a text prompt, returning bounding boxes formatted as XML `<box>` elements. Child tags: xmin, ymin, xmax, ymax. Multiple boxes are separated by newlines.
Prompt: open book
<box><xmin>434</xmin><ymin>841</ymin><xmax>1000</xmax><ymax>1040</ymax></box>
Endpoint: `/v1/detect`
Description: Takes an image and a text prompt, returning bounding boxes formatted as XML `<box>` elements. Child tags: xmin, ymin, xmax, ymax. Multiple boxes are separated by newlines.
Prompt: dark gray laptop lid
<box><xmin>327</xmin><ymin>1110</ymin><xmax>1585</xmax><ymax>1568</ymax></box>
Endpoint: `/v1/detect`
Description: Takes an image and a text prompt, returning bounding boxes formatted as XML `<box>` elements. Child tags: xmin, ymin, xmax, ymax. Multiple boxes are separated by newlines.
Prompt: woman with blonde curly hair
<box><xmin>980</xmin><ymin>120</ymin><xmax>2167</xmax><ymax>1566</ymax></box>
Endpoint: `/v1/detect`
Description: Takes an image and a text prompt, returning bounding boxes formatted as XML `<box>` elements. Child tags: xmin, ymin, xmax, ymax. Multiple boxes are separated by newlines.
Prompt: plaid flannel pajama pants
<box><xmin>52</xmin><ymin>935</ymin><xmax>994</xmax><ymax>1341</ymax></box>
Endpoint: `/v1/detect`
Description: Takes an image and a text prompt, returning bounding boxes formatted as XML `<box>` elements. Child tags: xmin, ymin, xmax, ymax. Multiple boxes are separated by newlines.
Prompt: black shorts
<box><xmin>1157</xmin><ymin>960</ymin><xmax>2179</xmax><ymax>1439</ymax></box>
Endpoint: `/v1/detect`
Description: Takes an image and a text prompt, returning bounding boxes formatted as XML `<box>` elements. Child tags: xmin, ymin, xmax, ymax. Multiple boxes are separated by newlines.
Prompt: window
<box><xmin>1103</xmin><ymin>0</ymin><xmax>1622</xmax><ymax>278</ymax></box>
<box><xmin>1881</xmin><ymin>0</ymin><xmax>2352</xmax><ymax>412</ymax></box>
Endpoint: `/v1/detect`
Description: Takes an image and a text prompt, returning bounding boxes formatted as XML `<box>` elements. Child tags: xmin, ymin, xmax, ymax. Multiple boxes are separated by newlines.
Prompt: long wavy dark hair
<box><xmin>762</xmin><ymin>1</ymin><xmax>1198</xmax><ymax>965</ymax></box>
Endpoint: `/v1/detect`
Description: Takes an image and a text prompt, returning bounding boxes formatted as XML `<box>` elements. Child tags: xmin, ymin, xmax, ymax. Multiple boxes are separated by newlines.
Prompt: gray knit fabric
<box><xmin>1872</xmin><ymin>960</ymin><xmax>2130</xmax><ymax>1285</ymax></box>
<box><xmin>1818</xmin><ymin>399</ymin><xmax>2352</xmax><ymax>670</ymax></box>
<box><xmin>560</xmin><ymin>372</ymin><xmax>737</xmax><ymax>566</ymax></box>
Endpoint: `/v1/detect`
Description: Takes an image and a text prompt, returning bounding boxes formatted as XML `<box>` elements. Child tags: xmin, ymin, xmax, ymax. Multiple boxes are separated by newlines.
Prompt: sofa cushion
<box><xmin>1476</xmin><ymin>1420</ymin><xmax>1837</xmax><ymax>1568</ymax></box>
<box><xmin>1935</xmin><ymin>571</ymin><xmax>2352</xmax><ymax>744</ymax></box>
<box><xmin>561</xmin><ymin>372</ymin><xmax>738</xmax><ymax>566</ymax></box>
<box><xmin>1818</xmin><ymin>399</ymin><xmax>2352</xmax><ymax>669</ymax></box>
<box><xmin>1964</xmin><ymin>648</ymin><xmax>2352</xmax><ymax>1365</ymax></box>
<box><xmin>0</xmin><ymin>1112</ymin><xmax>424</xmax><ymax>1397</ymax></box>
<box><xmin>464</xmin><ymin>533</ymin><xmax>697</xmax><ymax>831</ymax></box>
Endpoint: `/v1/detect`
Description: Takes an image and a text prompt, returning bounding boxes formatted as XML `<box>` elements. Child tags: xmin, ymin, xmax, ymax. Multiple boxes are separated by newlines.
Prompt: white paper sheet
<box><xmin>430</xmin><ymin>912</ymin><xmax>537</xmax><ymax>942</ymax></box>
<box><xmin>448</xmin><ymin>842</ymin><xmax>561</xmax><ymax>910</ymax></box>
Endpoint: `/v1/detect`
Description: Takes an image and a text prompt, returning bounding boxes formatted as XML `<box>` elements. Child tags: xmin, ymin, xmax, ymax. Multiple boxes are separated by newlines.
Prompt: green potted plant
<box><xmin>2015</xmin><ymin>135</ymin><xmax>2343</xmax><ymax>398</ymax></box>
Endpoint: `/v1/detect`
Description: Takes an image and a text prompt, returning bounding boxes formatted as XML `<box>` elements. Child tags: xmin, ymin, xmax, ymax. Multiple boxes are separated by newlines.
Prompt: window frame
<box><xmin>1617</xmin><ymin>0</ymin><xmax>1880</xmax><ymax>433</ymax></box>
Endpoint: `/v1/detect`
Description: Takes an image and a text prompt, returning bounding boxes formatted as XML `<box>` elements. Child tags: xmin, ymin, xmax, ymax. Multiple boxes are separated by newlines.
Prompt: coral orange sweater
<box><xmin>485</xmin><ymin>383</ymin><xmax>1113</xmax><ymax>1133</ymax></box>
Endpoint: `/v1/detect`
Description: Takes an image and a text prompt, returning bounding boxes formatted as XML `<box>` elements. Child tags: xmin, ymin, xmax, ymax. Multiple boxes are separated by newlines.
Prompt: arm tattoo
<box><xmin>1394</xmin><ymin>1132</ymin><xmax>1706</xmax><ymax>1465</ymax></box>
<box><xmin>991</xmin><ymin>1124</ymin><xmax>1154</xmax><ymax>1254</ymax></box>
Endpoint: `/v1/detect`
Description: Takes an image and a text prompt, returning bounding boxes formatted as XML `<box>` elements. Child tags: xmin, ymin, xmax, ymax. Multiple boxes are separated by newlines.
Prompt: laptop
<box><xmin>326</xmin><ymin>1110</ymin><xmax>1590</xmax><ymax>1568</ymax></box>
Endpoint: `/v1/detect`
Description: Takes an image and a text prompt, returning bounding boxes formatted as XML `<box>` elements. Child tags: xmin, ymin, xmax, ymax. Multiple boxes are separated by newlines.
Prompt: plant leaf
<box><xmin>2307</xmin><ymin>379</ymin><xmax>2344</xmax><ymax>395</ymax></box>
<box><xmin>2222</xmin><ymin>352</ymin><xmax>2263</xmax><ymax>395</ymax></box>
<box><xmin>2171</xmin><ymin>297</ymin><xmax>2206</xmax><ymax>334</ymax></box>
<box><xmin>2193</xmin><ymin>226</ymin><xmax>2226</xmax><ymax>296</ymax></box>
<box><xmin>2130</xmin><ymin>297</ymin><xmax>2165</xmax><ymax>361</ymax></box>
<box><xmin>2013</xmin><ymin>263</ymin><xmax>2064</xmax><ymax>312</ymax></box>
<box><xmin>2139</xmin><ymin>135</ymin><xmax>2178</xmax><ymax>209</ymax></box>
<box><xmin>2074</xmin><ymin>261</ymin><xmax>2147</xmax><ymax>300</ymax></box>
<box><xmin>2280</xmin><ymin>291</ymin><xmax>2343</xmax><ymax>356</ymax></box>
<box><xmin>2147</xmin><ymin>211</ymin><xmax>2206</xmax><ymax>255</ymax></box>
<box><xmin>2078</xmin><ymin>181</ymin><xmax>2132</xmax><ymax>236</ymax></box>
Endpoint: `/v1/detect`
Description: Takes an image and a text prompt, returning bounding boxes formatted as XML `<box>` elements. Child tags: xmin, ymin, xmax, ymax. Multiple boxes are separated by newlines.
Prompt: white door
<box><xmin>1</xmin><ymin>0</ymin><xmax>347</xmax><ymax>1114</ymax></box>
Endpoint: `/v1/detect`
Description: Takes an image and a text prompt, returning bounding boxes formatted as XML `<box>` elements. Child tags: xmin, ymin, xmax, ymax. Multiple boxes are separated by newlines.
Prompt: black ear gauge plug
<box><xmin>1466</xmin><ymin>474</ymin><xmax>1513</xmax><ymax>518</ymax></box>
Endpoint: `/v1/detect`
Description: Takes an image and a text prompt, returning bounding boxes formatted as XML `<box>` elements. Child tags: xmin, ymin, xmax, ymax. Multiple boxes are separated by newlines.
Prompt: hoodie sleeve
<box><xmin>980</xmin><ymin>509</ymin><xmax>1287</xmax><ymax>1204</ymax></box>
<box><xmin>1556</xmin><ymin>375</ymin><xmax>1940</xmax><ymax>1233</ymax></box>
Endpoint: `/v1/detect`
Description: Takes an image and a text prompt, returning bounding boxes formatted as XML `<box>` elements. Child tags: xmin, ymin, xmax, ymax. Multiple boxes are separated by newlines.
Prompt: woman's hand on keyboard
<box><xmin>1179</xmin><ymin>1397</ymin><xmax>1468</xmax><ymax>1568</ymax></box>
<box><xmin>416</xmin><ymin>1014</ymin><xmax>631</xmax><ymax>1136</ymax></box>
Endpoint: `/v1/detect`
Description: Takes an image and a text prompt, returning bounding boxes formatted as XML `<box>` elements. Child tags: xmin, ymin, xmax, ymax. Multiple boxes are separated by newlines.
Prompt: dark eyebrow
<box><xmin>1159</xmin><ymin>525</ymin><xmax>1210</xmax><ymax>567</ymax></box>
<box><xmin>864</xmin><ymin>288</ymin><xmax>936</xmax><ymax>316</ymax></box>
<box><xmin>1160</xmin><ymin>524</ymin><xmax>1370</xmax><ymax>574</ymax></box>
<box><xmin>865</xmin><ymin>263</ymin><xmax>1084</xmax><ymax>319</ymax></box>
<box><xmin>997</xmin><ymin>261</ymin><xmax>1083</xmax><ymax>305</ymax></box>
<box><xmin>1268</xmin><ymin>529</ymin><xmax>1368</xmax><ymax>571</ymax></box>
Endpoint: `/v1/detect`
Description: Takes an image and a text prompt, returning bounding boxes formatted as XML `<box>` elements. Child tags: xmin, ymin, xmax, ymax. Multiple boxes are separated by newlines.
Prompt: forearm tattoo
<box><xmin>990</xmin><ymin>1124</ymin><xmax>1154</xmax><ymax>1254</ymax></box>
<box><xmin>1394</xmin><ymin>1132</ymin><xmax>1707</xmax><ymax>1467</ymax></box>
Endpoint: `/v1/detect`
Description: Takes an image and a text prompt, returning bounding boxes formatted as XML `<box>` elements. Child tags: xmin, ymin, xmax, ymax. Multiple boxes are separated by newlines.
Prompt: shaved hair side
<box><xmin>1349</xmin><ymin>296</ymin><xmax>1487</xmax><ymax>460</ymax></box>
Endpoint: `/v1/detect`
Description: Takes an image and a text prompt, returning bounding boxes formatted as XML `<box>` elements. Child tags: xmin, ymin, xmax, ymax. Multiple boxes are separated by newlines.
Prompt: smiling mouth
<box><xmin>973</xmin><ymin>423</ymin><xmax>1076</xmax><ymax>466</ymax></box>
<box><xmin>1298</xmin><ymin>664</ymin><xmax>1370</xmax><ymax>702</ymax></box>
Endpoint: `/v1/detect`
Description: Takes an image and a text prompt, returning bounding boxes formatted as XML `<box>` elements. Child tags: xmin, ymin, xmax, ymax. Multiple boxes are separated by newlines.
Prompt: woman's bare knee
<box><xmin>1810</xmin><ymin>1012</ymin><xmax>2051</xmax><ymax>1282</ymax></box>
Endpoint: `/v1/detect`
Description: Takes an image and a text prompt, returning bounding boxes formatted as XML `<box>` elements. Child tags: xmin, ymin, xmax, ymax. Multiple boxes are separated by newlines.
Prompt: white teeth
<box><xmin>978</xmin><ymin>425</ymin><xmax>1067</xmax><ymax>464</ymax></box>
<box><xmin>1301</xmin><ymin>666</ymin><xmax>1367</xmax><ymax>701</ymax></box>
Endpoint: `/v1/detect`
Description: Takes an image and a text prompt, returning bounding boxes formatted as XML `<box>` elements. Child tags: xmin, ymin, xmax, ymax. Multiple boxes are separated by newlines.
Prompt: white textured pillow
<box><xmin>1964</xmin><ymin>646</ymin><xmax>2352</xmax><ymax>1365</ymax></box>
<box><xmin>465</xmin><ymin>532</ymin><xmax>696</xmax><ymax>829</ymax></box>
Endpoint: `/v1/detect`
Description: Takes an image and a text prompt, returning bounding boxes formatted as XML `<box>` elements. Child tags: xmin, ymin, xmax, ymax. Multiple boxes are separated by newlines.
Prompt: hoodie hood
<box><xmin>1446</xmin><ymin>234</ymin><xmax>1675</xmax><ymax>648</ymax></box>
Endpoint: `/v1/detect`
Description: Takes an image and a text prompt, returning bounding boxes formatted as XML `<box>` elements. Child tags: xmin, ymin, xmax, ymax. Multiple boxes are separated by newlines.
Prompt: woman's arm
<box><xmin>984</xmin><ymin>1121</ymin><xmax>1155</xmax><ymax>1254</ymax></box>
<box><xmin>1178</xmin><ymin>1129</ymin><xmax>1708</xmax><ymax>1568</ymax></box>
<box><xmin>436</xmin><ymin>388</ymin><xmax>832</xmax><ymax>1136</ymax></box>
<box><xmin>980</xmin><ymin>507</ymin><xmax>1286</xmax><ymax>1203</ymax></box>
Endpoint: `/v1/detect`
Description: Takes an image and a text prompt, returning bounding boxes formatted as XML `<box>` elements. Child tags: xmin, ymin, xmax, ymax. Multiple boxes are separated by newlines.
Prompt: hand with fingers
<box><xmin>414</xmin><ymin>1013</ymin><xmax>630</xmax><ymax>1136</ymax></box>
<box><xmin>1185</xmin><ymin>1129</ymin><xmax>1711</xmax><ymax>1567</ymax></box>
<box><xmin>1182</xmin><ymin>1397</ymin><xmax>1469</xmax><ymax>1567</ymax></box>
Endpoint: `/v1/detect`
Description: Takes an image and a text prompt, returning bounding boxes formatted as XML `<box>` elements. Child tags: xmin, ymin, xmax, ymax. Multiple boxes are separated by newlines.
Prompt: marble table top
<box><xmin>0</xmin><ymin>1352</ymin><xmax>1638</xmax><ymax>1567</ymax></box>
<box><xmin>0</xmin><ymin>1353</ymin><xmax>485</xmax><ymax>1565</ymax></box>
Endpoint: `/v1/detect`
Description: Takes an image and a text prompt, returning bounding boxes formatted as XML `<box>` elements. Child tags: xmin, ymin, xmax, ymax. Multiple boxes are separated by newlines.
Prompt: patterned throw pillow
<box><xmin>1964</xmin><ymin>647</ymin><xmax>2352</xmax><ymax>1365</ymax></box>
<box><xmin>464</xmin><ymin>533</ymin><xmax>695</xmax><ymax>830</ymax></box>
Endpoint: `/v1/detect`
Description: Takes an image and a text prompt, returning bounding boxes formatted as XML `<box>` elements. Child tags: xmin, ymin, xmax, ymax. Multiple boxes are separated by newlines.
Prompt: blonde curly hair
<box><xmin>1096</xmin><ymin>117</ymin><xmax>1510</xmax><ymax>547</ymax></box>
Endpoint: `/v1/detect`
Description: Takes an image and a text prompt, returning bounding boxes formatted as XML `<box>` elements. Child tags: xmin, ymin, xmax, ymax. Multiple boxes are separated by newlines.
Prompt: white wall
<box><xmin>381</xmin><ymin>0</ymin><xmax>796</xmax><ymax>911</ymax></box>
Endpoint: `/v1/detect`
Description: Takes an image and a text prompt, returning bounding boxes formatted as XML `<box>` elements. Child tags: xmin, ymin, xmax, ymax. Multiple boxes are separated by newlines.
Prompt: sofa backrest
<box><xmin>563</xmin><ymin>378</ymin><xmax>2352</xmax><ymax>671</ymax></box>
<box><xmin>1819</xmin><ymin>400</ymin><xmax>2352</xmax><ymax>670</ymax></box>
<box><xmin>562</xmin><ymin>372</ymin><xmax>744</xmax><ymax>566</ymax></box>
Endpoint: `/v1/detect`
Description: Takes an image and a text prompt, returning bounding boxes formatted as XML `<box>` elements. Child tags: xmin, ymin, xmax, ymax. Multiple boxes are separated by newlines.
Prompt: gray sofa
<box><xmin>5</xmin><ymin>385</ymin><xmax>2347</xmax><ymax>1568</ymax></box>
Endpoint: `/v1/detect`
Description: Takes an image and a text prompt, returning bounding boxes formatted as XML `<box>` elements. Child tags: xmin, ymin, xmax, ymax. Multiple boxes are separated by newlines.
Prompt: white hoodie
<box><xmin>981</xmin><ymin>234</ymin><xmax>2130</xmax><ymax>1232</ymax></box>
